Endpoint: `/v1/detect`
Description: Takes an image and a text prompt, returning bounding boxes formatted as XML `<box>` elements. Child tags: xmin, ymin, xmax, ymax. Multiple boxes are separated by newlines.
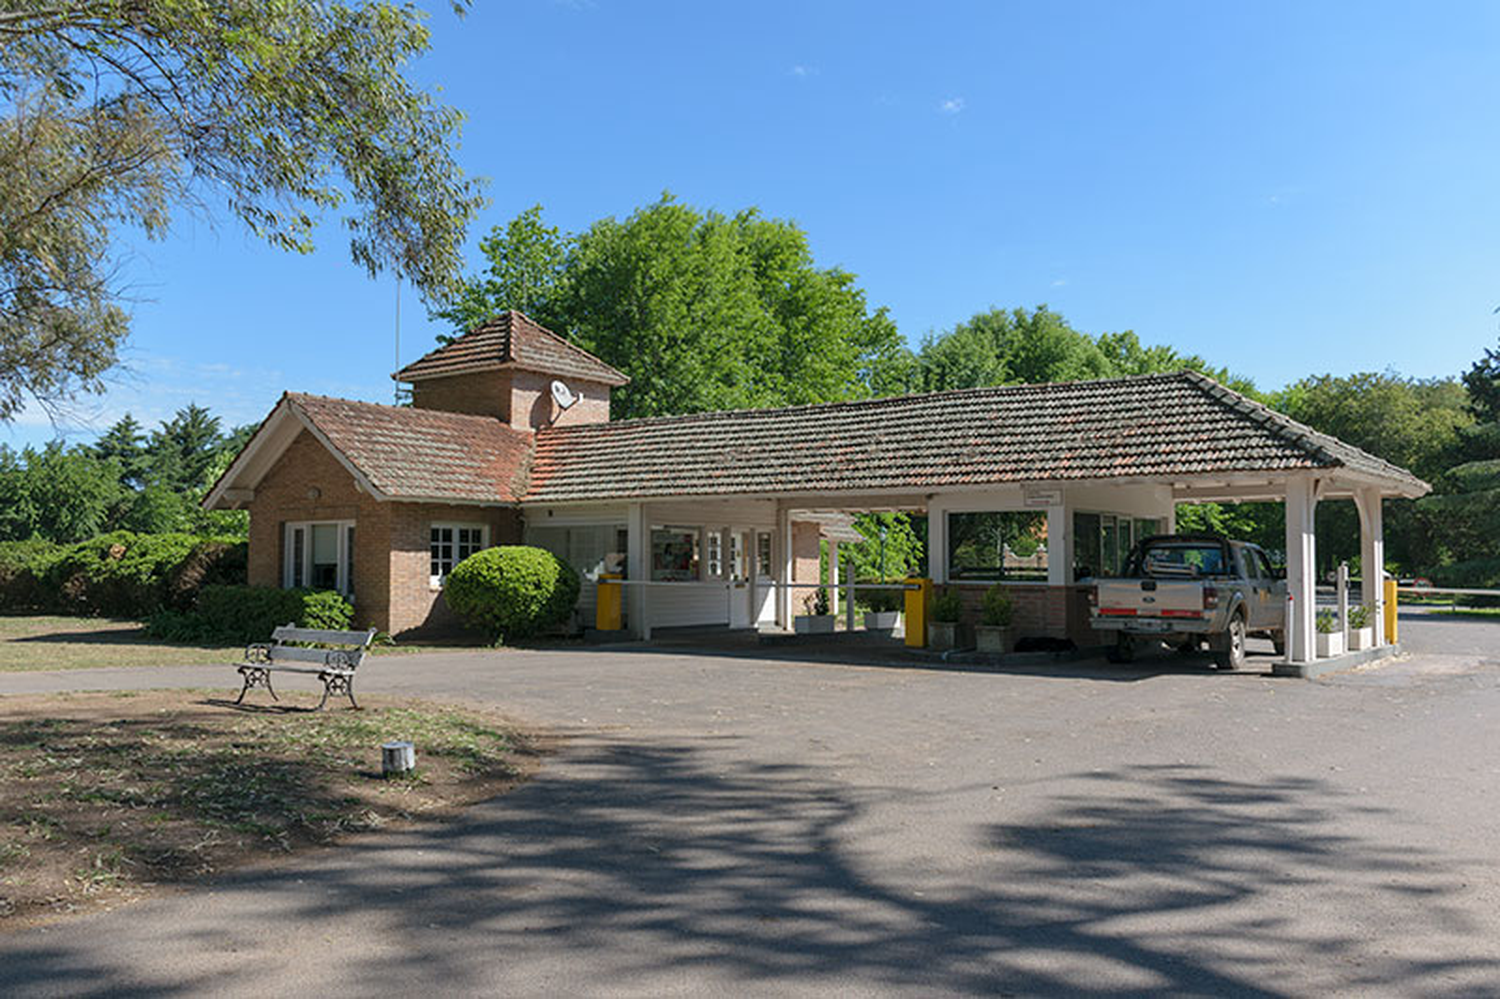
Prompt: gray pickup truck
<box><xmin>1088</xmin><ymin>534</ymin><xmax>1286</xmax><ymax>669</ymax></box>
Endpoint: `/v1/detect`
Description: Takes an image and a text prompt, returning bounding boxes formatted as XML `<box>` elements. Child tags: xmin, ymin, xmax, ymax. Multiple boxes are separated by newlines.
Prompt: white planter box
<box><xmin>1316</xmin><ymin>631</ymin><xmax>1345</xmax><ymax>658</ymax></box>
<box><xmin>975</xmin><ymin>625</ymin><xmax>1010</xmax><ymax>654</ymax></box>
<box><xmin>794</xmin><ymin>614</ymin><xmax>835</xmax><ymax>635</ymax></box>
<box><xmin>863</xmin><ymin>611</ymin><xmax>900</xmax><ymax>634</ymax></box>
<box><xmin>1348</xmin><ymin>627</ymin><xmax>1375</xmax><ymax>651</ymax></box>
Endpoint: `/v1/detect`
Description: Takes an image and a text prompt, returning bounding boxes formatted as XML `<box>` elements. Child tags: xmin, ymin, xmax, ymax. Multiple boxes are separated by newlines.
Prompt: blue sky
<box><xmin>9</xmin><ymin>0</ymin><xmax>1500</xmax><ymax>448</ymax></box>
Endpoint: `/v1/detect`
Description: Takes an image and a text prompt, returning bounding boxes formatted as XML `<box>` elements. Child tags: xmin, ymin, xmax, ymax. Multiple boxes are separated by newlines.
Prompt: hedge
<box><xmin>0</xmin><ymin>531</ymin><xmax>247</xmax><ymax>617</ymax></box>
<box><xmin>443</xmin><ymin>545</ymin><xmax>580</xmax><ymax>643</ymax></box>
<box><xmin>147</xmin><ymin>585</ymin><xmax>354</xmax><ymax>645</ymax></box>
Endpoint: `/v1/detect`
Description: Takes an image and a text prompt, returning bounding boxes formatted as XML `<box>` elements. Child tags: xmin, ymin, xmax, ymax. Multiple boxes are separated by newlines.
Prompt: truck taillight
<box><xmin>1202</xmin><ymin>585</ymin><xmax>1219</xmax><ymax>610</ymax></box>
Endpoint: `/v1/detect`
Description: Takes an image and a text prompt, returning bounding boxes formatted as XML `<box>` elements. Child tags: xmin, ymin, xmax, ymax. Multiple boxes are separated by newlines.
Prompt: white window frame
<box><xmin>283</xmin><ymin>520</ymin><xmax>355</xmax><ymax>597</ymax></box>
<box><xmin>431</xmin><ymin>522</ymin><xmax>489</xmax><ymax>587</ymax></box>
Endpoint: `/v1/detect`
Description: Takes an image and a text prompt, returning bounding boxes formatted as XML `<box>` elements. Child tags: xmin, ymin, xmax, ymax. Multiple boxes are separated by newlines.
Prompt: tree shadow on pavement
<box><xmin>3</xmin><ymin>744</ymin><xmax>1494</xmax><ymax>996</ymax></box>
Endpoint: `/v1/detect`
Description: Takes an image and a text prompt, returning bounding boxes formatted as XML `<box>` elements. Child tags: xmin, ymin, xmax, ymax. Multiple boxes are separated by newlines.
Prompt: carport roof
<box><xmin>526</xmin><ymin>371</ymin><xmax>1430</xmax><ymax>503</ymax></box>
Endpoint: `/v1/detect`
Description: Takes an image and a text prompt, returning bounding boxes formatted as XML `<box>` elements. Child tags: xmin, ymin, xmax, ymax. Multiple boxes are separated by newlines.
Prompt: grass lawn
<box><xmin>0</xmin><ymin>614</ymin><xmax>498</xmax><ymax>673</ymax></box>
<box><xmin>1433</xmin><ymin>606</ymin><xmax>1500</xmax><ymax>619</ymax></box>
<box><xmin>0</xmin><ymin>615</ymin><xmax>241</xmax><ymax>672</ymax></box>
<box><xmin>0</xmin><ymin>690</ymin><xmax>541</xmax><ymax>928</ymax></box>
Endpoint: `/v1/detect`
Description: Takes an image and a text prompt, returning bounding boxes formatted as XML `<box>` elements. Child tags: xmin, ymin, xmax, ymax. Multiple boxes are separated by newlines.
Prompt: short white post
<box><xmin>1337</xmin><ymin>561</ymin><xmax>1350</xmax><ymax>644</ymax></box>
<box><xmin>845</xmin><ymin>560</ymin><xmax>856</xmax><ymax>632</ymax></box>
<box><xmin>829</xmin><ymin>541</ymin><xmax>840</xmax><ymax>617</ymax></box>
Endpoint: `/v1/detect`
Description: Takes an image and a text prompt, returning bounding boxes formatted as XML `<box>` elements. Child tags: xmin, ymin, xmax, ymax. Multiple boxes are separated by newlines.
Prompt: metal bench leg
<box><xmin>236</xmin><ymin>666</ymin><xmax>277</xmax><ymax>704</ymax></box>
<box><xmin>318</xmin><ymin>672</ymin><xmax>358</xmax><ymax>711</ymax></box>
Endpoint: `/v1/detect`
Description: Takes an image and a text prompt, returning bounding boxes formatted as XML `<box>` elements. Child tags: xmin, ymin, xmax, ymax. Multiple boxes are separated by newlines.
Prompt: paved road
<box><xmin>2</xmin><ymin>615</ymin><xmax>1498</xmax><ymax>996</ymax></box>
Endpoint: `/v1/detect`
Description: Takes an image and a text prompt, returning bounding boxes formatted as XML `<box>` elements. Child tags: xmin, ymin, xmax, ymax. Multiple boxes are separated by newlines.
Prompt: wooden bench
<box><xmin>235</xmin><ymin>625</ymin><xmax>378</xmax><ymax>710</ymax></box>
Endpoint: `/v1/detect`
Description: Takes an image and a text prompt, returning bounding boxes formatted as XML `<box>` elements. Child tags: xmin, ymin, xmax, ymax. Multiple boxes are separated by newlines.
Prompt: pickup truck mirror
<box><xmin>1274</xmin><ymin>567</ymin><xmax>1287</xmax><ymax>580</ymax></box>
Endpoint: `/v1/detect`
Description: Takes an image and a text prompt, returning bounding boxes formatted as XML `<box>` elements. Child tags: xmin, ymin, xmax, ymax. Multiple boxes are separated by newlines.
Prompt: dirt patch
<box><xmin>0</xmin><ymin>690</ymin><xmax>544</xmax><ymax>929</ymax></box>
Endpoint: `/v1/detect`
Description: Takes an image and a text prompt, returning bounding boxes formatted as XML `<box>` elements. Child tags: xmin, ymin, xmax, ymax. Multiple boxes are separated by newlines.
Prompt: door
<box><xmin>1245</xmin><ymin>547</ymin><xmax>1281</xmax><ymax>630</ymax></box>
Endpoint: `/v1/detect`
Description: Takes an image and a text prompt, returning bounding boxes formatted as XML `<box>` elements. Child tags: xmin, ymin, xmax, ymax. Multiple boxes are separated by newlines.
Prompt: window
<box><xmin>705</xmin><ymin>530</ymin><xmax>724</xmax><ymax>578</ymax></box>
<box><xmin>1073</xmin><ymin>513</ymin><xmax>1163</xmax><ymax>580</ymax></box>
<box><xmin>756</xmin><ymin>531</ymin><xmax>773</xmax><ymax>578</ymax></box>
<box><xmin>651</xmin><ymin>527</ymin><xmax>700</xmax><ymax>581</ymax></box>
<box><xmin>525</xmin><ymin>524</ymin><xmax>626</xmax><ymax>581</ymax></box>
<box><xmin>947</xmin><ymin>511</ymin><xmax>1049</xmax><ymax>581</ymax></box>
<box><xmin>728</xmin><ymin>531</ymin><xmax>745</xmax><ymax>580</ymax></box>
<box><xmin>283</xmin><ymin>520</ymin><xmax>354</xmax><ymax>596</ymax></box>
<box><xmin>431</xmin><ymin>523</ymin><xmax>488</xmax><ymax>585</ymax></box>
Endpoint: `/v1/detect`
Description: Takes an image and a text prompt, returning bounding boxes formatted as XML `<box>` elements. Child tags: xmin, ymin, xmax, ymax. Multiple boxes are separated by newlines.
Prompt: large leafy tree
<box><xmin>437</xmin><ymin>196</ymin><xmax>908</xmax><ymax>420</ymax></box>
<box><xmin>0</xmin><ymin>0</ymin><xmax>485</xmax><ymax>420</ymax></box>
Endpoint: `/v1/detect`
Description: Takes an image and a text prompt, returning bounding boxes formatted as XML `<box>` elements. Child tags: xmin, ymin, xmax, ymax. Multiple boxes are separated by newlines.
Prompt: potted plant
<box><xmin>794</xmin><ymin>588</ymin><xmax>835</xmax><ymax>634</ymax></box>
<box><xmin>1315</xmin><ymin>609</ymin><xmax>1344</xmax><ymax>658</ymax></box>
<box><xmin>975</xmin><ymin>583</ymin><xmax>1013</xmax><ymax>654</ymax></box>
<box><xmin>1347</xmin><ymin>604</ymin><xmax>1375</xmax><ymax>650</ymax></box>
<box><xmin>927</xmin><ymin>589</ymin><xmax>972</xmax><ymax>651</ymax></box>
<box><xmin>863</xmin><ymin>586</ymin><xmax>903</xmax><ymax>635</ymax></box>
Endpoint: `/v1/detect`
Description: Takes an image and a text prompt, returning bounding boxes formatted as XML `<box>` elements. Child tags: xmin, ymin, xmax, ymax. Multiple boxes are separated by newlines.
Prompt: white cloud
<box><xmin>939</xmin><ymin>97</ymin><xmax>965</xmax><ymax>115</ymax></box>
<box><xmin>1051</xmin><ymin>278</ymin><xmax>1068</xmax><ymax>288</ymax></box>
<box><xmin>789</xmin><ymin>65</ymin><xmax>817</xmax><ymax>78</ymax></box>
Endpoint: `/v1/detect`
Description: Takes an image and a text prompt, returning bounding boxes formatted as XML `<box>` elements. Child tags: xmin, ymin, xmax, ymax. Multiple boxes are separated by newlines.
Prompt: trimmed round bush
<box><xmin>443</xmin><ymin>545</ymin><xmax>580</xmax><ymax>643</ymax></box>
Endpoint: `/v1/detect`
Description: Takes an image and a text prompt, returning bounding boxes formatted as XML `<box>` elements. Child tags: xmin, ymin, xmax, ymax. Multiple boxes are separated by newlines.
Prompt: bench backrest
<box><xmin>262</xmin><ymin>625</ymin><xmax>377</xmax><ymax>671</ymax></box>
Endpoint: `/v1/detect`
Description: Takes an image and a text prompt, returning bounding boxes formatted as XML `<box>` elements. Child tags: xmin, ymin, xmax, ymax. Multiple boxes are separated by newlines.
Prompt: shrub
<box><xmin>0</xmin><ymin>531</ymin><xmax>247</xmax><ymax>617</ymax></box>
<box><xmin>864</xmin><ymin>586</ymin><xmax>903</xmax><ymax>614</ymax></box>
<box><xmin>1347</xmin><ymin>604</ymin><xmax>1372</xmax><ymax>629</ymax></box>
<box><xmin>932</xmin><ymin>588</ymin><xmax>964</xmax><ymax>624</ymax></box>
<box><xmin>0</xmin><ymin>539</ymin><xmax>66</xmax><ymax>609</ymax></box>
<box><xmin>147</xmin><ymin>585</ymin><xmax>353</xmax><ymax>645</ymax></box>
<box><xmin>443</xmin><ymin>546</ymin><xmax>580</xmax><ymax>643</ymax></box>
<box><xmin>980</xmin><ymin>584</ymin><xmax>1014</xmax><ymax>627</ymax></box>
<box><xmin>1316</xmin><ymin>609</ymin><xmax>1336</xmax><ymax>634</ymax></box>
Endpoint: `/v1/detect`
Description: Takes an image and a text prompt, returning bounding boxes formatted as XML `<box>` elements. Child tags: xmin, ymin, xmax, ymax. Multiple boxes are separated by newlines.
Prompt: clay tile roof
<box><xmin>524</xmin><ymin>371</ymin><xmax>1429</xmax><ymax>503</ymax></box>
<box><xmin>394</xmin><ymin>311</ymin><xmax>629</xmax><ymax>387</ymax></box>
<box><xmin>288</xmin><ymin>393</ymin><xmax>533</xmax><ymax>503</ymax></box>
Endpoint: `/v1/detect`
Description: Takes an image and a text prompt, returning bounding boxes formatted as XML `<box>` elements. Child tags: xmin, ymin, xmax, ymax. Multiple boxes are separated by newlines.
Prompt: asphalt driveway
<box><xmin>2</xmin><ymin>615</ymin><xmax>1498</xmax><ymax>996</ymax></box>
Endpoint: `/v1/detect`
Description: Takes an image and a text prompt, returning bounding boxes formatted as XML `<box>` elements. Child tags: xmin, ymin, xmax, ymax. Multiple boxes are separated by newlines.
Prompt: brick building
<box><xmin>206</xmin><ymin>311</ymin><xmax>1427</xmax><ymax>663</ymax></box>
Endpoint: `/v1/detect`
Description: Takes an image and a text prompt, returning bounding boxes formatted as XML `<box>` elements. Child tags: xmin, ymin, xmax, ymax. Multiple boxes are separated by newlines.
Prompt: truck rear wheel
<box><xmin>1214</xmin><ymin>614</ymin><xmax>1247</xmax><ymax>670</ymax></box>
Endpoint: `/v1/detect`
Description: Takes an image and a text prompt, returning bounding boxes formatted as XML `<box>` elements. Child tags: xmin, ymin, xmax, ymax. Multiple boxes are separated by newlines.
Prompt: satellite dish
<box><xmin>550</xmin><ymin>379</ymin><xmax>578</xmax><ymax>410</ymax></box>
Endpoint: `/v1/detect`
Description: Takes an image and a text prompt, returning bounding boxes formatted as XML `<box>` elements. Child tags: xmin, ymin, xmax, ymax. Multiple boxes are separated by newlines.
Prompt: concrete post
<box><xmin>627</xmin><ymin>503</ymin><xmax>650</xmax><ymax>640</ymax></box>
<box><xmin>1046</xmin><ymin>503</ymin><xmax>1071</xmax><ymax>586</ymax></box>
<box><xmin>1337</xmin><ymin>561</ymin><xmax>1350</xmax><ymax>644</ymax></box>
<box><xmin>845</xmin><ymin>559</ymin><xmax>856</xmax><ymax>633</ymax></box>
<box><xmin>1284</xmin><ymin>477</ymin><xmax>1318</xmax><ymax>664</ymax></box>
<box><xmin>1355</xmin><ymin>487</ymin><xmax>1387</xmax><ymax>646</ymax></box>
<box><xmin>829</xmin><ymin>541</ymin><xmax>839</xmax><ymax>617</ymax></box>
<box><xmin>775</xmin><ymin>505</ymin><xmax>793</xmax><ymax>629</ymax></box>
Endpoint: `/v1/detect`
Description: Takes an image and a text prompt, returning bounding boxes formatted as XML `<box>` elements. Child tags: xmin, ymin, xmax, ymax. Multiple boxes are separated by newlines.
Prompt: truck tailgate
<box><xmin>1096</xmin><ymin>579</ymin><xmax>1204</xmax><ymax>618</ymax></box>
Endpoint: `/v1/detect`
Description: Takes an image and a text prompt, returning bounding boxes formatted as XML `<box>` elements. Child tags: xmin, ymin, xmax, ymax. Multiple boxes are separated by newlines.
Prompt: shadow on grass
<box><xmin>3</xmin><ymin>740</ymin><xmax>1493</xmax><ymax>995</ymax></box>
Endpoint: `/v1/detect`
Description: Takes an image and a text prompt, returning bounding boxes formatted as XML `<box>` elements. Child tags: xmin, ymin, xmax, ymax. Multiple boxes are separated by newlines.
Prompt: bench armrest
<box><xmin>244</xmin><ymin>643</ymin><xmax>273</xmax><ymax>665</ymax></box>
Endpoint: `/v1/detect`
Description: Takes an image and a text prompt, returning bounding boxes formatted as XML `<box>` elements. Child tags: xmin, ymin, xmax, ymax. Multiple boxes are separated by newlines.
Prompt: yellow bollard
<box><xmin>597</xmin><ymin>573</ymin><xmax>623</xmax><ymax>631</ymax></box>
<box><xmin>904</xmin><ymin>577</ymin><xmax>932</xmax><ymax>648</ymax></box>
<box><xmin>1384</xmin><ymin>577</ymin><xmax>1398</xmax><ymax>644</ymax></box>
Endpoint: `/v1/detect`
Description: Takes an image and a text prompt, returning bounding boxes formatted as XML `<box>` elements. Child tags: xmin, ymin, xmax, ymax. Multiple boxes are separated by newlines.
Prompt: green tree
<box><xmin>90</xmin><ymin>413</ymin><xmax>149</xmax><ymax>489</ymax></box>
<box><xmin>435</xmin><ymin>205</ymin><xmax>569</xmax><ymax>336</ymax></box>
<box><xmin>439</xmin><ymin>197</ymin><xmax>909</xmax><ymax>420</ymax></box>
<box><xmin>146</xmin><ymin>404</ymin><xmax>224</xmax><ymax>494</ymax></box>
<box><xmin>0</xmin><ymin>1</ymin><xmax>484</xmax><ymax>420</ymax></box>
<box><xmin>0</xmin><ymin>442</ymin><xmax>122</xmax><ymax>543</ymax></box>
<box><xmin>1462</xmin><ymin>337</ymin><xmax>1500</xmax><ymax>423</ymax></box>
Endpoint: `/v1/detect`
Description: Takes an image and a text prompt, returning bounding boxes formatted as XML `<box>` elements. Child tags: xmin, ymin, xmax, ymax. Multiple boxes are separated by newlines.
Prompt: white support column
<box><xmin>627</xmin><ymin>502</ymin><xmax>650</xmax><ymax>641</ymax></box>
<box><xmin>1355</xmin><ymin>487</ymin><xmax>1387</xmax><ymax>646</ymax></box>
<box><xmin>775</xmin><ymin>504</ymin><xmax>793</xmax><ymax>629</ymax></box>
<box><xmin>1284</xmin><ymin>477</ymin><xmax>1318</xmax><ymax>664</ymax></box>
<box><xmin>929</xmin><ymin>498</ymin><xmax>948</xmax><ymax>584</ymax></box>
<box><xmin>828</xmin><ymin>541</ymin><xmax>839</xmax><ymax>617</ymax></box>
<box><xmin>1046</xmin><ymin>502</ymin><xmax>1071</xmax><ymax>586</ymax></box>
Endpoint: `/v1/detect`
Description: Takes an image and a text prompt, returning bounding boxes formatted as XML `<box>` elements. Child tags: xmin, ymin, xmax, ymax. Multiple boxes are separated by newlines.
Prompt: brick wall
<box><xmin>944</xmin><ymin>582</ymin><xmax>1105</xmax><ymax>647</ymax></box>
<box><xmin>409</xmin><ymin>368</ymin><xmax>612</xmax><ymax>431</ymax></box>
<box><xmin>385</xmin><ymin>503</ymin><xmax>522</xmax><ymax>637</ymax></box>
<box><xmin>246</xmin><ymin>431</ymin><xmax>391</xmax><ymax>629</ymax></box>
<box><xmin>410</xmin><ymin>370</ymin><xmax>512</xmax><ymax>420</ymax></box>
<box><xmin>506</xmin><ymin>369</ymin><xmax>611</xmax><ymax>430</ymax></box>
<box><xmin>792</xmin><ymin>521</ymin><xmax>821</xmax><ymax>591</ymax></box>
<box><xmin>246</xmin><ymin>429</ymin><xmax>523</xmax><ymax>637</ymax></box>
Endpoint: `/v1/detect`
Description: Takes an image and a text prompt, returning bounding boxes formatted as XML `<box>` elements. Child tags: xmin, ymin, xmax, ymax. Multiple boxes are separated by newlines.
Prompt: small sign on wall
<box><xmin>1023</xmin><ymin>487</ymin><xmax>1062</xmax><ymax>508</ymax></box>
